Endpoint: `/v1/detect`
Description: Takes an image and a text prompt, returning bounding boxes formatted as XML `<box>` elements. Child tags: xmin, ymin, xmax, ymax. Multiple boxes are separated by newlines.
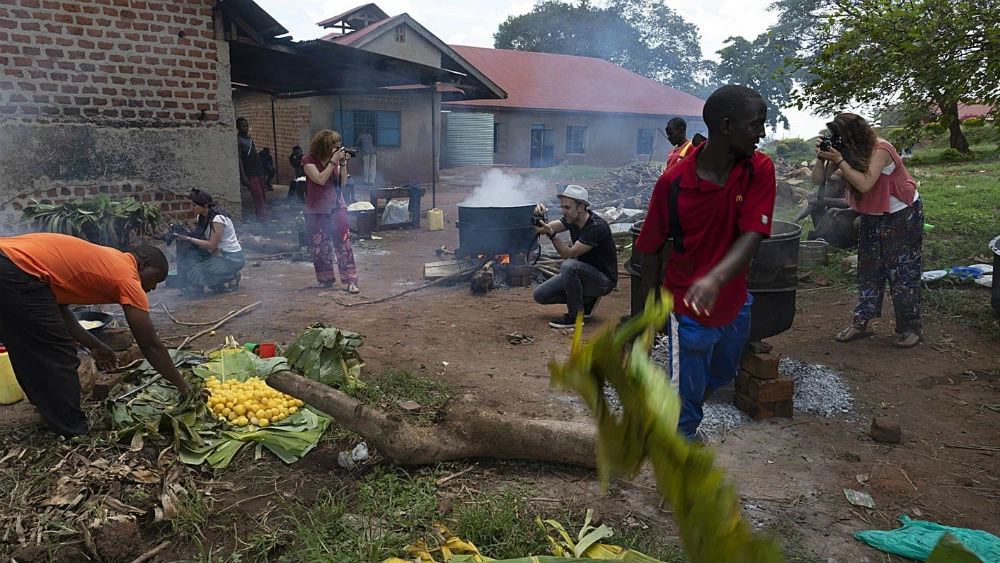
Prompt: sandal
<box><xmin>892</xmin><ymin>331</ymin><xmax>921</xmax><ymax>348</ymax></box>
<box><xmin>835</xmin><ymin>324</ymin><xmax>872</xmax><ymax>342</ymax></box>
<box><xmin>347</xmin><ymin>284</ymin><xmax>360</xmax><ymax>294</ymax></box>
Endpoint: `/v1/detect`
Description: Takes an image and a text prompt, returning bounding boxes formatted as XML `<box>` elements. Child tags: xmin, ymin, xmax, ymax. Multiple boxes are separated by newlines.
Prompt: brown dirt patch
<box><xmin>6</xmin><ymin>166</ymin><xmax>999</xmax><ymax>561</ymax></box>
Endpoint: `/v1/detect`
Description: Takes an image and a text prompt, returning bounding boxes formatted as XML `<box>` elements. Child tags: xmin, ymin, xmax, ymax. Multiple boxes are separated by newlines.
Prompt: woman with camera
<box><xmin>301</xmin><ymin>129</ymin><xmax>360</xmax><ymax>293</ymax></box>
<box><xmin>816</xmin><ymin>113</ymin><xmax>923</xmax><ymax>348</ymax></box>
<box><xmin>174</xmin><ymin>189</ymin><xmax>245</xmax><ymax>294</ymax></box>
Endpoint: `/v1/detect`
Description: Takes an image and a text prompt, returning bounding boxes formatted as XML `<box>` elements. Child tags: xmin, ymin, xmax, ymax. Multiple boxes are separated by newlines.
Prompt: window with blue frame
<box><xmin>636</xmin><ymin>128</ymin><xmax>655</xmax><ymax>155</ymax></box>
<box><xmin>566</xmin><ymin>126</ymin><xmax>586</xmax><ymax>154</ymax></box>
<box><xmin>334</xmin><ymin>110</ymin><xmax>401</xmax><ymax>147</ymax></box>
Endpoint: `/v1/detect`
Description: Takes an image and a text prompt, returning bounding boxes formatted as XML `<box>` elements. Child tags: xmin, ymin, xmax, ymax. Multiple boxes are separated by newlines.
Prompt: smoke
<box><xmin>460</xmin><ymin>169</ymin><xmax>553</xmax><ymax>207</ymax></box>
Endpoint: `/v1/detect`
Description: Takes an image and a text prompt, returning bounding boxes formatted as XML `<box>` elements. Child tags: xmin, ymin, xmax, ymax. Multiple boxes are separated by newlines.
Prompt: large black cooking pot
<box><xmin>628</xmin><ymin>219</ymin><xmax>801</xmax><ymax>341</ymax></box>
<box><xmin>747</xmin><ymin>220</ymin><xmax>801</xmax><ymax>341</ymax></box>
<box><xmin>455</xmin><ymin>203</ymin><xmax>538</xmax><ymax>257</ymax></box>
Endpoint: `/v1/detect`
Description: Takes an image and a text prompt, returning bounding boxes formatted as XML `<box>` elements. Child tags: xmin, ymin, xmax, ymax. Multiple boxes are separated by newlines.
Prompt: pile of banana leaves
<box><xmin>108</xmin><ymin>345</ymin><xmax>332</xmax><ymax>469</ymax></box>
<box><xmin>23</xmin><ymin>194</ymin><xmax>164</xmax><ymax>250</ymax></box>
<box><xmin>284</xmin><ymin>323</ymin><xmax>366</xmax><ymax>393</ymax></box>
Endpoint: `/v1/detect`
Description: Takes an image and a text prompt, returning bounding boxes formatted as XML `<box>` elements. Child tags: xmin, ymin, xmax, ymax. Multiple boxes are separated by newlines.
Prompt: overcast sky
<box><xmin>253</xmin><ymin>0</ymin><xmax>828</xmax><ymax>139</ymax></box>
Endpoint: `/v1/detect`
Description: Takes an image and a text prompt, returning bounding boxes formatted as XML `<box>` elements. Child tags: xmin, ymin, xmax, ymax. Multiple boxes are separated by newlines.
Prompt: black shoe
<box><xmin>583</xmin><ymin>297</ymin><xmax>601</xmax><ymax>319</ymax></box>
<box><xmin>549</xmin><ymin>313</ymin><xmax>581</xmax><ymax>329</ymax></box>
<box><xmin>229</xmin><ymin>272</ymin><xmax>241</xmax><ymax>291</ymax></box>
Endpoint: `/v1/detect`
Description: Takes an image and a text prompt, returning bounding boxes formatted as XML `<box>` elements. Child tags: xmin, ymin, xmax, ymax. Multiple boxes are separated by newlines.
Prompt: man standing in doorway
<box><xmin>532</xmin><ymin>185</ymin><xmax>618</xmax><ymax>328</ymax></box>
<box><xmin>665</xmin><ymin>117</ymin><xmax>693</xmax><ymax>170</ymax></box>
<box><xmin>236</xmin><ymin>117</ymin><xmax>268</xmax><ymax>220</ymax></box>
<box><xmin>357</xmin><ymin>131</ymin><xmax>377</xmax><ymax>185</ymax></box>
<box><xmin>636</xmin><ymin>85</ymin><xmax>776</xmax><ymax>442</ymax></box>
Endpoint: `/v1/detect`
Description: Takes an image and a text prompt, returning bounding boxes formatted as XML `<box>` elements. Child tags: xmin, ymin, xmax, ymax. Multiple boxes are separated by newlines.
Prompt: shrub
<box><xmin>961</xmin><ymin>116</ymin><xmax>985</xmax><ymax>128</ymax></box>
<box><xmin>766</xmin><ymin>138</ymin><xmax>815</xmax><ymax>165</ymax></box>
<box><xmin>939</xmin><ymin>148</ymin><xmax>978</xmax><ymax>162</ymax></box>
<box><xmin>923</xmin><ymin>122</ymin><xmax>944</xmax><ymax>136</ymax></box>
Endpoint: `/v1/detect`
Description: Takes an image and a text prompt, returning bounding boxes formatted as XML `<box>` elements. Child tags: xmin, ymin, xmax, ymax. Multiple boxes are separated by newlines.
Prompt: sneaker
<box><xmin>583</xmin><ymin>297</ymin><xmax>601</xmax><ymax>319</ymax></box>
<box><xmin>549</xmin><ymin>313</ymin><xmax>581</xmax><ymax>329</ymax></box>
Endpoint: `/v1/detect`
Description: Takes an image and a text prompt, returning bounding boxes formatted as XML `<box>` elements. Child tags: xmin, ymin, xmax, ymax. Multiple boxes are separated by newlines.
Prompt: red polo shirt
<box><xmin>635</xmin><ymin>143</ymin><xmax>776</xmax><ymax>326</ymax></box>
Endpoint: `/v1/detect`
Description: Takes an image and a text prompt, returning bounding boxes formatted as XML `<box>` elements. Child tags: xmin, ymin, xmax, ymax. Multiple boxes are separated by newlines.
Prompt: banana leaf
<box><xmin>108</xmin><ymin>347</ymin><xmax>332</xmax><ymax>469</ymax></box>
<box><xmin>284</xmin><ymin>323</ymin><xmax>365</xmax><ymax>393</ymax></box>
<box><xmin>549</xmin><ymin>291</ymin><xmax>785</xmax><ymax>563</ymax></box>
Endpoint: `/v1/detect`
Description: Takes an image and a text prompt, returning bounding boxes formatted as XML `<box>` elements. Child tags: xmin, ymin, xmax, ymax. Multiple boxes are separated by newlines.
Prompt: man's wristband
<box><xmin>835</xmin><ymin>159</ymin><xmax>844</xmax><ymax>167</ymax></box>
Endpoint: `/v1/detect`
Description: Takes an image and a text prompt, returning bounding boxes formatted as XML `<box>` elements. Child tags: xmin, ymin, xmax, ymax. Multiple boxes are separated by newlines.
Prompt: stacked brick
<box><xmin>0</xmin><ymin>0</ymin><xmax>220</xmax><ymax>126</ymax></box>
<box><xmin>734</xmin><ymin>350</ymin><xmax>794</xmax><ymax>420</ymax></box>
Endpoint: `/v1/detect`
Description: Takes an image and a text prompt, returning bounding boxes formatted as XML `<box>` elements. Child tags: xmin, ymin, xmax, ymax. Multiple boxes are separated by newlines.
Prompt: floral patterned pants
<box><xmin>306</xmin><ymin>210</ymin><xmax>358</xmax><ymax>286</ymax></box>
<box><xmin>854</xmin><ymin>200</ymin><xmax>923</xmax><ymax>334</ymax></box>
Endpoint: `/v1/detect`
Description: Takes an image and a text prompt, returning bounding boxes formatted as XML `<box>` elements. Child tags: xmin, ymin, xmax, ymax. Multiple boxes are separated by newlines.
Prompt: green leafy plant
<box><xmin>22</xmin><ymin>194</ymin><xmax>164</xmax><ymax>250</ymax></box>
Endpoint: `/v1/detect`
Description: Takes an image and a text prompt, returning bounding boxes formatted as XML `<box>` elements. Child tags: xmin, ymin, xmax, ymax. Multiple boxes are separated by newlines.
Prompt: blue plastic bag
<box><xmin>855</xmin><ymin>515</ymin><xmax>1000</xmax><ymax>562</ymax></box>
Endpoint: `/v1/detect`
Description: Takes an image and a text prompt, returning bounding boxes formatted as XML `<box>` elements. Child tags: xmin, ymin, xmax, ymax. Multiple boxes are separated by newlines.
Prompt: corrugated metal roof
<box><xmin>444</xmin><ymin>46</ymin><xmax>703</xmax><ymax>117</ymax></box>
<box><xmin>316</xmin><ymin>4</ymin><xmax>388</xmax><ymax>29</ymax></box>
<box><xmin>323</xmin><ymin>16</ymin><xmax>398</xmax><ymax>44</ymax></box>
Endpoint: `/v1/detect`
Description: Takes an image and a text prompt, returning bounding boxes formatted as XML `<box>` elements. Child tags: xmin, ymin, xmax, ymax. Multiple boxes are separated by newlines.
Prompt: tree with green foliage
<box><xmin>798</xmin><ymin>0</ymin><xmax>1000</xmax><ymax>153</ymax></box>
<box><xmin>494</xmin><ymin>0</ymin><xmax>717</xmax><ymax>97</ymax></box>
<box><xmin>716</xmin><ymin>34</ymin><xmax>795</xmax><ymax>131</ymax></box>
<box><xmin>715</xmin><ymin>0</ymin><xmax>828</xmax><ymax>130</ymax></box>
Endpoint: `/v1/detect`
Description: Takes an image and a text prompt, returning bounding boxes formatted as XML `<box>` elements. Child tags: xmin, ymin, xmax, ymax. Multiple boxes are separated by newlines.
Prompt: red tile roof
<box><xmin>443</xmin><ymin>46</ymin><xmax>704</xmax><ymax>116</ymax></box>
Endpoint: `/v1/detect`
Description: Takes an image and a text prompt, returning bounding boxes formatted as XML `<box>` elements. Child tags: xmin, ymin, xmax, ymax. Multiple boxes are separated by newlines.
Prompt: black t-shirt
<box><xmin>560</xmin><ymin>212</ymin><xmax>618</xmax><ymax>286</ymax></box>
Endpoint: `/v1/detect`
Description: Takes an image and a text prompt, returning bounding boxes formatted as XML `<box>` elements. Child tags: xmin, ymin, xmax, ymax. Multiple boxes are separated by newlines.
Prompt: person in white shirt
<box><xmin>174</xmin><ymin>189</ymin><xmax>245</xmax><ymax>294</ymax></box>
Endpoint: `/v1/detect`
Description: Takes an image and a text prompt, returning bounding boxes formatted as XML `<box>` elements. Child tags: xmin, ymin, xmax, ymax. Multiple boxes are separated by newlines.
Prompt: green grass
<box><xmin>449</xmin><ymin>489</ymin><xmax>551</xmax><ymax>560</ymax></box>
<box><xmin>358</xmin><ymin>368</ymin><xmax>451</xmax><ymax>425</ymax></box>
<box><xmin>234</xmin><ymin>466</ymin><xmax>440</xmax><ymax>563</ymax></box>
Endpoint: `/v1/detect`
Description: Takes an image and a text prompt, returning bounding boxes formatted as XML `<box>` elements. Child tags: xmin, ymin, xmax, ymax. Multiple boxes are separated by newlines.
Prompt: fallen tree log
<box><xmin>267</xmin><ymin>370</ymin><xmax>598</xmax><ymax>468</ymax></box>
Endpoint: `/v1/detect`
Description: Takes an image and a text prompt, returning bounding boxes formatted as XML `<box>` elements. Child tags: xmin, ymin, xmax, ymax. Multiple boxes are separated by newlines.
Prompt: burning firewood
<box><xmin>470</xmin><ymin>260</ymin><xmax>495</xmax><ymax>293</ymax></box>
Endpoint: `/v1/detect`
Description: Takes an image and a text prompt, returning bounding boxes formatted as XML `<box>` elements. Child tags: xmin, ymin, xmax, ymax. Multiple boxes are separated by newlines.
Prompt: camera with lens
<box><xmin>161</xmin><ymin>223</ymin><xmax>189</xmax><ymax>246</ymax></box>
<box><xmin>531</xmin><ymin>212</ymin><xmax>547</xmax><ymax>227</ymax></box>
<box><xmin>343</xmin><ymin>147</ymin><xmax>358</xmax><ymax>158</ymax></box>
<box><xmin>819</xmin><ymin>134</ymin><xmax>843</xmax><ymax>152</ymax></box>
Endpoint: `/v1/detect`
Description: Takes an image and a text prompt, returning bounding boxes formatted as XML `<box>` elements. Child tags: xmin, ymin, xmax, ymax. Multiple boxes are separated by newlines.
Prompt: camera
<box><xmin>819</xmin><ymin>134</ymin><xmax>843</xmax><ymax>152</ymax></box>
<box><xmin>342</xmin><ymin>147</ymin><xmax>358</xmax><ymax>158</ymax></box>
<box><xmin>531</xmin><ymin>212</ymin><xmax>547</xmax><ymax>227</ymax></box>
<box><xmin>161</xmin><ymin>223</ymin><xmax>192</xmax><ymax>246</ymax></box>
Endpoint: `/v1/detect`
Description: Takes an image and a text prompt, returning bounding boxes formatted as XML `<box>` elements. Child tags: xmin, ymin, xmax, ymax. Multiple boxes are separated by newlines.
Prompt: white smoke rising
<box><xmin>460</xmin><ymin>169</ymin><xmax>554</xmax><ymax>207</ymax></box>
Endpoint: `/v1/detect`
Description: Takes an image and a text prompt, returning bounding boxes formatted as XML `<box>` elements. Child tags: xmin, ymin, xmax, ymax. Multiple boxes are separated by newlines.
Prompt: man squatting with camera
<box><xmin>635</xmin><ymin>85</ymin><xmax>777</xmax><ymax>441</ymax></box>
<box><xmin>532</xmin><ymin>185</ymin><xmax>618</xmax><ymax>328</ymax></box>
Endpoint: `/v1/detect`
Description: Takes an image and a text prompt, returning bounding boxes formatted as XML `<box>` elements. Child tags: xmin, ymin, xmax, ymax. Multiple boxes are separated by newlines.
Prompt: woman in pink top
<box><xmin>816</xmin><ymin>113</ymin><xmax>923</xmax><ymax>348</ymax></box>
<box><xmin>301</xmin><ymin>130</ymin><xmax>360</xmax><ymax>293</ymax></box>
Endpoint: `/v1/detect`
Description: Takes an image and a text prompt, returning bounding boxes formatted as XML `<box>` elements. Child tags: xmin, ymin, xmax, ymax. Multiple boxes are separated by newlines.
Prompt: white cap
<box><xmin>558</xmin><ymin>184</ymin><xmax>589</xmax><ymax>206</ymax></box>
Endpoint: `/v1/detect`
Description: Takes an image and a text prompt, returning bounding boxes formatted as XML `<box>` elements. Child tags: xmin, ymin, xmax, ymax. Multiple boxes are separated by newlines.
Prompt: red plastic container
<box><xmin>257</xmin><ymin>343</ymin><xmax>276</xmax><ymax>358</ymax></box>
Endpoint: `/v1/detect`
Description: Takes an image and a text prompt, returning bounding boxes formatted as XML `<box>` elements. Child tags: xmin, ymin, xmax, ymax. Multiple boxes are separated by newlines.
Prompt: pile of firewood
<box><xmin>588</xmin><ymin>162</ymin><xmax>663</xmax><ymax>208</ymax></box>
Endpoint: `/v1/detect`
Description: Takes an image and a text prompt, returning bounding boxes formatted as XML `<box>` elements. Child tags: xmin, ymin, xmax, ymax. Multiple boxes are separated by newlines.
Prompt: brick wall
<box><xmin>0</xmin><ymin>0</ymin><xmax>240</xmax><ymax>233</ymax></box>
<box><xmin>0</xmin><ymin>0</ymin><xmax>220</xmax><ymax>125</ymax></box>
<box><xmin>233</xmin><ymin>92</ymin><xmax>312</xmax><ymax>185</ymax></box>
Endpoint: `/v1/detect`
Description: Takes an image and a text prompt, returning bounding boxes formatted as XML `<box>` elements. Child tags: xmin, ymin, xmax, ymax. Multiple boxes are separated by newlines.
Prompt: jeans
<box><xmin>663</xmin><ymin>294</ymin><xmax>753</xmax><ymax>438</ymax></box>
<box><xmin>533</xmin><ymin>258</ymin><xmax>615</xmax><ymax>316</ymax></box>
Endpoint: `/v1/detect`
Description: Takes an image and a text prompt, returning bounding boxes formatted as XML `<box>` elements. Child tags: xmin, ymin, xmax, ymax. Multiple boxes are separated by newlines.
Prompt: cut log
<box><xmin>267</xmin><ymin>370</ymin><xmax>598</xmax><ymax>468</ymax></box>
<box><xmin>470</xmin><ymin>260</ymin><xmax>495</xmax><ymax>293</ymax></box>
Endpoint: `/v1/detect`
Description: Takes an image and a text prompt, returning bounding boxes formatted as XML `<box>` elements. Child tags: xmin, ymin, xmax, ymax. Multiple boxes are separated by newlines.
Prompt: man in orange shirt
<box><xmin>0</xmin><ymin>233</ymin><xmax>193</xmax><ymax>437</ymax></box>
<box><xmin>665</xmin><ymin>117</ymin><xmax>694</xmax><ymax>170</ymax></box>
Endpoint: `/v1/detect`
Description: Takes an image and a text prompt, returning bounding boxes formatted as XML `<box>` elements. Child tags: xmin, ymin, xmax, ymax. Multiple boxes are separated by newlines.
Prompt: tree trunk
<box><xmin>942</xmin><ymin>100</ymin><xmax>971</xmax><ymax>153</ymax></box>
<box><xmin>267</xmin><ymin>370</ymin><xmax>598</xmax><ymax>468</ymax></box>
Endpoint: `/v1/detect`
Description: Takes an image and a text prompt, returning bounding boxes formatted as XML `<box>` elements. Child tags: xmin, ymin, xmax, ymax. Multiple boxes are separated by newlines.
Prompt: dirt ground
<box><xmin>10</xmin><ymin>166</ymin><xmax>1000</xmax><ymax>561</ymax></box>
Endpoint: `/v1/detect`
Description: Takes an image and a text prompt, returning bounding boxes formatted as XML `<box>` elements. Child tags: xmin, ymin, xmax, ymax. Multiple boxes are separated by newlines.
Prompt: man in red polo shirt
<box><xmin>636</xmin><ymin>85</ymin><xmax>776</xmax><ymax>441</ymax></box>
<box><xmin>664</xmin><ymin>117</ymin><xmax>694</xmax><ymax>170</ymax></box>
